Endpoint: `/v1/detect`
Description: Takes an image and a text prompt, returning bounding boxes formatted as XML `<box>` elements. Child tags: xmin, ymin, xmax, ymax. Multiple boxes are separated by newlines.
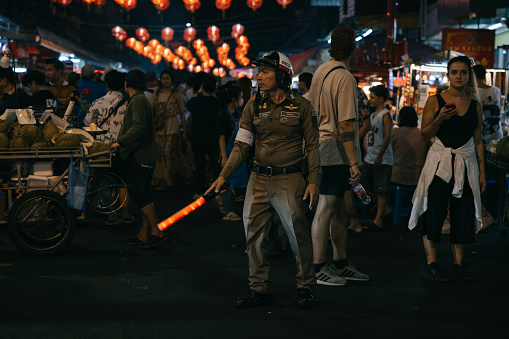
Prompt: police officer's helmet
<box><xmin>253</xmin><ymin>51</ymin><xmax>294</xmax><ymax>91</ymax></box>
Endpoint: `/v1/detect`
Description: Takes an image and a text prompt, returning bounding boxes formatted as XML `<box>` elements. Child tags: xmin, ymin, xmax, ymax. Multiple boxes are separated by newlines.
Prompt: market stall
<box><xmin>389</xmin><ymin>61</ymin><xmax>508</xmax><ymax>125</ymax></box>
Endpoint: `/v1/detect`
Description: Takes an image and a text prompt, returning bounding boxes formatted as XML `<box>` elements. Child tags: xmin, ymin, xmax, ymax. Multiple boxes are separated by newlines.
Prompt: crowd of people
<box><xmin>0</xmin><ymin>24</ymin><xmax>504</xmax><ymax>308</ymax></box>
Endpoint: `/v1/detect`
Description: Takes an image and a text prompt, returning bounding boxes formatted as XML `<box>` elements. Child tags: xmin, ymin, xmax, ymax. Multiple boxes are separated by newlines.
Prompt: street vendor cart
<box><xmin>0</xmin><ymin>109</ymin><xmax>123</xmax><ymax>255</ymax></box>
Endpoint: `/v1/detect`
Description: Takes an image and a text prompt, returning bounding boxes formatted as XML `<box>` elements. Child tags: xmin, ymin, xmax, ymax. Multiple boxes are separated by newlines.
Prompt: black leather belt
<box><xmin>251</xmin><ymin>163</ymin><xmax>302</xmax><ymax>177</ymax></box>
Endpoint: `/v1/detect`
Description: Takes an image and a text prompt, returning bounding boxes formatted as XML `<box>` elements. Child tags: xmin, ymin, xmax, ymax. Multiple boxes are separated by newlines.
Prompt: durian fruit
<box><xmin>0</xmin><ymin>133</ymin><xmax>9</xmax><ymax>148</ymax></box>
<box><xmin>9</xmin><ymin>137</ymin><xmax>30</xmax><ymax>149</ymax></box>
<box><xmin>10</xmin><ymin>122</ymin><xmax>22</xmax><ymax>138</ymax></box>
<box><xmin>51</xmin><ymin>131</ymin><xmax>66</xmax><ymax>143</ymax></box>
<box><xmin>88</xmin><ymin>141</ymin><xmax>110</xmax><ymax>154</ymax></box>
<box><xmin>54</xmin><ymin>133</ymin><xmax>81</xmax><ymax>148</ymax></box>
<box><xmin>42</xmin><ymin>121</ymin><xmax>59</xmax><ymax>142</ymax></box>
<box><xmin>20</xmin><ymin>125</ymin><xmax>39</xmax><ymax>145</ymax></box>
<box><xmin>31</xmin><ymin>140</ymin><xmax>52</xmax><ymax>149</ymax></box>
<box><xmin>0</xmin><ymin>119</ymin><xmax>9</xmax><ymax>134</ymax></box>
<box><xmin>88</xmin><ymin>141</ymin><xmax>110</xmax><ymax>160</ymax></box>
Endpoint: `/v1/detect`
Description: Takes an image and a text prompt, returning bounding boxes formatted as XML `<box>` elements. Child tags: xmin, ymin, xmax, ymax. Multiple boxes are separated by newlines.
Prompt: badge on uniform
<box><xmin>281</xmin><ymin>118</ymin><xmax>288</xmax><ymax>122</ymax></box>
<box><xmin>284</xmin><ymin>104</ymin><xmax>299</xmax><ymax>110</ymax></box>
<box><xmin>312</xmin><ymin>110</ymin><xmax>318</xmax><ymax>117</ymax></box>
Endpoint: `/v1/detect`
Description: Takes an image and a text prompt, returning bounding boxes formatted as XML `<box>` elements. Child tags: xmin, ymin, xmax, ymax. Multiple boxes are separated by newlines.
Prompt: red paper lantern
<box><xmin>161</xmin><ymin>27</ymin><xmax>174</xmax><ymax>42</ymax></box>
<box><xmin>247</xmin><ymin>0</ymin><xmax>262</xmax><ymax>11</ymax></box>
<box><xmin>183</xmin><ymin>0</ymin><xmax>201</xmax><ymax>13</ymax></box>
<box><xmin>216</xmin><ymin>0</ymin><xmax>231</xmax><ymax>11</ymax></box>
<box><xmin>95</xmin><ymin>0</ymin><xmax>106</xmax><ymax>6</ymax></box>
<box><xmin>153</xmin><ymin>0</ymin><xmax>169</xmax><ymax>11</ymax></box>
<box><xmin>83</xmin><ymin>0</ymin><xmax>95</xmax><ymax>4</ymax></box>
<box><xmin>111</xmin><ymin>26</ymin><xmax>123</xmax><ymax>38</ymax></box>
<box><xmin>125</xmin><ymin>37</ymin><xmax>137</xmax><ymax>48</ymax></box>
<box><xmin>207</xmin><ymin>26</ymin><xmax>220</xmax><ymax>42</ymax></box>
<box><xmin>58</xmin><ymin>0</ymin><xmax>72</xmax><ymax>5</ymax></box>
<box><xmin>277</xmin><ymin>0</ymin><xmax>292</xmax><ymax>8</ymax></box>
<box><xmin>183</xmin><ymin>27</ymin><xmax>196</xmax><ymax>42</ymax></box>
<box><xmin>231</xmin><ymin>24</ymin><xmax>244</xmax><ymax>39</ymax></box>
<box><xmin>136</xmin><ymin>27</ymin><xmax>150</xmax><ymax>42</ymax></box>
<box><xmin>122</xmin><ymin>0</ymin><xmax>137</xmax><ymax>10</ymax></box>
<box><xmin>148</xmin><ymin>39</ymin><xmax>160</xmax><ymax>48</ymax></box>
<box><xmin>118</xmin><ymin>31</ymin><xmax>127</xmax><ymax>41</ymax></box>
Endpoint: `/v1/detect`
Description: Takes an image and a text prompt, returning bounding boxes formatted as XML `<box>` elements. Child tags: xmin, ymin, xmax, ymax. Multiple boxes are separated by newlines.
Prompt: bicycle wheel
<box><xmin>87</xmin><ymin>172</ymin><xmax>126</xmax><ymax>214</ymax></box>
<box><xmin>7</xmin><ymin>190</ymin><xmax>76</xmax><ymax>255</ymax></box>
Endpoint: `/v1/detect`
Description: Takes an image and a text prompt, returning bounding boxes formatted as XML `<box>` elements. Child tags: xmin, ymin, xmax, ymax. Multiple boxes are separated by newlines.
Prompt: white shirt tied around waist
<box><xmin>408</xmin><ymin>137</ymin><xmax>482</xmax><ymax>231</ymax></box>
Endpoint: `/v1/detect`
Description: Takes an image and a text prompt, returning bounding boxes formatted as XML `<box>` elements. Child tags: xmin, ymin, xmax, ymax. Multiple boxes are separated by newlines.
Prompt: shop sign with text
<box><xmin>442</xmin><ymin>28</ymin><xmax>495</xmax><ymax>68</ymax></box>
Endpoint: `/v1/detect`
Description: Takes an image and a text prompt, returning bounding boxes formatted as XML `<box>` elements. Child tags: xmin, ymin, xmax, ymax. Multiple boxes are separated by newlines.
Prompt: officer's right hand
<box><xmin>206</xmin><ymin>176</ymin><xmax>227</xmax><ymax>195</ymax></box>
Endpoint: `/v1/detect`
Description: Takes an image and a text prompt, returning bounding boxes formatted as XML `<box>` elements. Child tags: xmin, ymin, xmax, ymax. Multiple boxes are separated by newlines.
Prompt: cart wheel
<box><xmin>87</xmin><ymin>172</ymin><xmax>126</xmax><ymax>214</ymax></box>
<box><xmin>7</xmin><ymin>190</ymin><xmax>76</xmax><ymax>255</ymax></box>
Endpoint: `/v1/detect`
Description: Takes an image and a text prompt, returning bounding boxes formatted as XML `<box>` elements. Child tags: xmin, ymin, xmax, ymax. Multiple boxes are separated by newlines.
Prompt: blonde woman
<box><xmin>409</xmin><ymin>56</ymin><xmax>486</xmax><ymax>282</ymax></box>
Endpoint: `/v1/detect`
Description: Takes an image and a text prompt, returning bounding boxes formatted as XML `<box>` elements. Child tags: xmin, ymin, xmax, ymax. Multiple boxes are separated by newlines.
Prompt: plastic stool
<box><xmin>388</xmin><ymin>184</ymin><xmax>416</xmax><ymax>225</ymax></box>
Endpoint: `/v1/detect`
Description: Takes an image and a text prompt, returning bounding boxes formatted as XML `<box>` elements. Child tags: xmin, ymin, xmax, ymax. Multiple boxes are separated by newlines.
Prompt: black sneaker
<box><xmin>235</xmin><ymin>289</ymin><xmax>273</xmax><ymax>309</ymax></box>
<box><xmin>296</xmin><ymin>288</ymin><xmax>315</xmax><ymax>308</ymax></box>
<box><xmin>420</xmin><ymin>262</ymin><xmax>449</xmax><ymax>282</ymax></box>
<box><xmin>450</xmin><ymin>264</ymin><xmax>476</xmax><ymax>281</ymax></box>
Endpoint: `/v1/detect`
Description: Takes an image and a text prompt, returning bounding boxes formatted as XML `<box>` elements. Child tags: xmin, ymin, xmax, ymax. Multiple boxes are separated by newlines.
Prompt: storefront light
<box><xmin>355</xmin><ymin>36</ymin><xmax>362</xmax><ymax>42</ymax></box>
<box><xmin>429</xmin><ymin>75</ymin><xmax>436</xmax><ymax>81</ymax></box>
<box><xmin>59</xmin><ymin>56</ymin><xmax>69</xmax><ymax>61</ymax></box>
<box><xmin>14</xmin><ymin>67</ymin><xmax>27</xmax><ymax>73</ymax></box>
<box><xmin>362</xmin><ymin>29</ymin><xmax>373</xmax><ymax>38</ymax></box>
<box><xmin>488</xmin><ymin>23</ymin><xmax>502</xmax><ymax>30</ymax></box>
<box><xmin>70</xmin><ymin>58</ymin><xmax>81</xmax><ymax>63</ymax></box>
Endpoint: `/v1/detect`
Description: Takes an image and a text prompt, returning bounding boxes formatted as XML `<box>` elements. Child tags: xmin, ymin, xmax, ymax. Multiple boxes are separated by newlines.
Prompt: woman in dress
<box><xmin>409</xmin><ymin>56</ymin><xmax>486</xmax><ymax>282</ymax></box>
<box><xmin>152</xmin><ymin>70</ymin><xmax>187</xmax><ymax>190</ymax></box>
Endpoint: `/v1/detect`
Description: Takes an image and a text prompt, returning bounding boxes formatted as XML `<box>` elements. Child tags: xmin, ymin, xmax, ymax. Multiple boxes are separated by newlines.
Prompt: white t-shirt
<box><xmin>364</xmin><ymin>108</ymin><xmax>393</xmax><ymax>165</ymax></box>
<box><xmin>307</xmin><ymin>59</ymin><xmax>361</xmax><ymax>166</ymax></box>
<box><xmin>477</xmin><ymin>86</ymin><xmax>502</xmax><ymax>144</ymax></box>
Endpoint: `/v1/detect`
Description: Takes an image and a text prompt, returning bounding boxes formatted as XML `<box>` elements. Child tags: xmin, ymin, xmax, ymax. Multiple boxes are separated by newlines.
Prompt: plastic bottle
<box><xmin>352</xmin><ymin>183</ymin><xmax>371</xmax><ymax>205</ymax></box>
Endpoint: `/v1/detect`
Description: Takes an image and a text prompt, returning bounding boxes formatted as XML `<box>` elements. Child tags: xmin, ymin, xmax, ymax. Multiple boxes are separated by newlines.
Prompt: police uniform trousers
<box><xmin>242</xmin><ymin>172</ymin><xmax>316</xmax><ymax>293</ymax></box>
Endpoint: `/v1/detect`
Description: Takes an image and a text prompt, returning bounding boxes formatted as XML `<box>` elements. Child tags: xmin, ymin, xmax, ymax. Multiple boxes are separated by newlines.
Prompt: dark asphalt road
<box><xmin>1</xmin><ymin>183</ymin><xmax>508</xmax><ymax>339</ymax></box>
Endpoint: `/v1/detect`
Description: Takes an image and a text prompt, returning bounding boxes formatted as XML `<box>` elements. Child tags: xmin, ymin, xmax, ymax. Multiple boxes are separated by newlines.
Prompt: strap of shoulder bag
<box><xmin>98</xmin><ymin>97</ymin><xmax>128</xmax><ymax>128</ymax></box>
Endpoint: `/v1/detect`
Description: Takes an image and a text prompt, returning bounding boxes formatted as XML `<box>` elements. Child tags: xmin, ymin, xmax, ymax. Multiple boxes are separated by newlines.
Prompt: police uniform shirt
<box><xmin>220</xmin><ymin>91</ymin><xmax>321</xmax><ymax>185</ymax></box>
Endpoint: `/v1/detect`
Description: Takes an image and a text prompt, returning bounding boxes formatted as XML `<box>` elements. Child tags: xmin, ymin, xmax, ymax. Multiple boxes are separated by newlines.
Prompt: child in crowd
<box><xmin>360</xmin><ymin>85</ymin><xmax>393</xmax><ymax>229</ymax></box>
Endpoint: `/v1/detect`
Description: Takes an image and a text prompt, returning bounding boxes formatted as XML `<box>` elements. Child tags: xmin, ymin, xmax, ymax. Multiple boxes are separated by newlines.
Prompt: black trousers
<box><xmin>421</xmin><ymin>173</ymin><xmax>475</xmax><ymax>244</ymax></box>
<box><xmin>191</xmin><ymin>142</ymin><xmax>221</xmax><ymax>195</ymax></box>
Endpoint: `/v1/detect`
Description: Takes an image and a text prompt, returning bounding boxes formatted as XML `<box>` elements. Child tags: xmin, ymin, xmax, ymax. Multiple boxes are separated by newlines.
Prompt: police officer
<box><xmin>208</xmin><ymin>51</ymin><xmax>321</xmax><ymax>308</ymax></box>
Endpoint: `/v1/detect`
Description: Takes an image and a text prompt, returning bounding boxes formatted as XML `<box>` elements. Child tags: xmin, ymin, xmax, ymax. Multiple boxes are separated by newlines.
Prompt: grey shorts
<box><xmin>360</xmin><ymin>163</ymin><xmax>392</xmax><ymax>193</ymax></box>
<box><xmin>320</xmin><ymin>165</ymin><xmax>350</xmax><ymax>196</ymax></box>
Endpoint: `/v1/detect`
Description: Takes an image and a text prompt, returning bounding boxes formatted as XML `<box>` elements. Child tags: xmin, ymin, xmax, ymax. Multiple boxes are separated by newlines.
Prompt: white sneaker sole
<box><xmin>342</xmin><ymin>276</ymin><xmax>369</xmax><ymax>282</ymax></box>
<box><xmin>317</xmin><ymin>279</ymin><xmax>346</xmax><ymax>286</ymax></box>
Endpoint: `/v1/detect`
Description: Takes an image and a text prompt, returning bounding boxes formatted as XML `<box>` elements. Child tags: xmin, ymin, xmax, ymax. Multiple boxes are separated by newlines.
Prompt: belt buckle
<box><xmin>265</xmin><ymin>166</ymin><xmax>273</xmax><ymax>177</ymax></box>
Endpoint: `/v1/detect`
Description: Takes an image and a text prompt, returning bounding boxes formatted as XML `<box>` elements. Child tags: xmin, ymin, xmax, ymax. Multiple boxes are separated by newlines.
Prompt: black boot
<box><xmin>235</xmin><ymin>289</ymin><xmax>273</xmax><ymax>309</ymax></box>
<box><xmin>296</xmin><ymin>288</ymin><xmax>315</xmax><ymax>308</ymax></box>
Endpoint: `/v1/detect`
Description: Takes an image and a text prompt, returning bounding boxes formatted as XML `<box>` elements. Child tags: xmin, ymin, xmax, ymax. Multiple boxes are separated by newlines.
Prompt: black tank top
<box><xmin>434</xmin><ymin>94</ymin><xmax>478</xmax><ymax>149</ymax></box>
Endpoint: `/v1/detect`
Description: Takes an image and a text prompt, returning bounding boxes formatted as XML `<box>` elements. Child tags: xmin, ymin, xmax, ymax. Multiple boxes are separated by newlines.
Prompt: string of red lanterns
<box><xmin>235</xmin><ymin>35</ymin><xmax>250</xmax><ymax>67</ymax></box>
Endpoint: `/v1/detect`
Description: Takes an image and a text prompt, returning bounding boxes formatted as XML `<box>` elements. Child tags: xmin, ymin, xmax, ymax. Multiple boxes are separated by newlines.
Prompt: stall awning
<box><xmin>289</xmin><ymin>45</ymin><xmax>320</xmax><ymax>75</ymax></box>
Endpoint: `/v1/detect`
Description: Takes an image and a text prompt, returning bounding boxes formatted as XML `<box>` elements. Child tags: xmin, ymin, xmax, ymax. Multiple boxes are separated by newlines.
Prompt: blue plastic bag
<box><xmin>67</xmin><ymin>156</ymin><xmax>89</xmax><ymax>211</ymax></box>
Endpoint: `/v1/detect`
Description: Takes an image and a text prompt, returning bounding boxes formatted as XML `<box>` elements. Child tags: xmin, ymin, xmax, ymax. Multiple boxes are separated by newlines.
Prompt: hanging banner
<box><xmin>441</xmin><ymin>28</ymin><xmax>495</xmax><ymax>68</ymax></box>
